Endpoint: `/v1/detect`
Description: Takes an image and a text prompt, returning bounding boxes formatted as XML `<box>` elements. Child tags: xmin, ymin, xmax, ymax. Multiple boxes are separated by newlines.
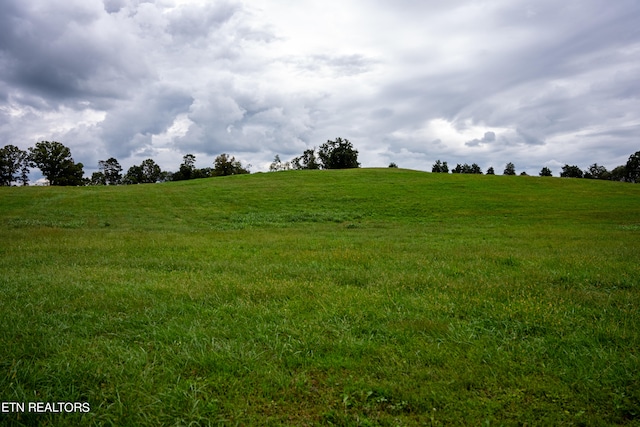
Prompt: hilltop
<box><xmin>2</xmin><ymin>168</ymin><xmax>638</xmax><ymax>231</ymax></box>
<box><xmin>1</xmin><ymin>168</ymin><xmax>639</xmax><ymax>425</ymax></box>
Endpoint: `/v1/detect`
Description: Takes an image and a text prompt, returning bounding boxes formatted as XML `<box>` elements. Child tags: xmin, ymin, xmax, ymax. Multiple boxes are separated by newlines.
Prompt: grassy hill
<box><xmin>1</xmin><ymin>169</ymin><xmax>639</xmax><ymax>425</ymax></box>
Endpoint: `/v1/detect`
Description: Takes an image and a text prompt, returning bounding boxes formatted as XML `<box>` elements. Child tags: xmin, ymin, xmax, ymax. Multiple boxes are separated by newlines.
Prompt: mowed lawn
<box><xmin>1</xmin><ymin>169</ymin><xmax>639</xmax><ymax>426</ymax></box>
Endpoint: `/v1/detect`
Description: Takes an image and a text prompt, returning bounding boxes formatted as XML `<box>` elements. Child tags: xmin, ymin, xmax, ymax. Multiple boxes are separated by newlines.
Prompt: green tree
<box><xmin>624</xmin><ymin>151</ymin><xmax>640</xmax><ymax>183</ymax></box>
<box><xmin>539</xmin><ymin>167</ymin><xmax>553</xmax><ymax>177</ymax></box>
<box><xmin>28</xmin><ymin>141</ymin><xmax>84</xmax><ymax>186</ymax></box>
<box><xmin>560</xmin><ymin>164</ymin><xmax>583</xmax><ymax>178</ymax></box>
<box><xmin>173</xmin><ymin>154</ymin><xmax>196</xmax><ymax>181</ymax></box>
<box><xmin>503</xmin><ymin>162</ymin><xmax>516</xmax><ymax>176</ymax></box>
<box><xmin>0</xmin><ymin>144</ymin><xmax>30</xmax><ymax>186</ymax></box>
<box><xmin>140</xmin><ymin>159</ymin><xmax>162</xmax><ymax>183</ymax></box>
<box><xmin>123</xmin><ymin>165</ymin><xmax>143</xmax><ymax>184</ymax></box>
<box><xmin>317</xmin><ymin>137</ymin><xmax>360</xmax><ymax>169</ymax></box>
<box><xmin>123</xmin><ymin>159</ymin><xmax>162</xmax><ymax>184</ymax></box>
<box><xmin>388</xmin><ymin>162</ymin><xmax>398</xmax><ymax>168</ymax></box>
<box><xmin>90</xmin><ymin>171</ymin><xmax>107</xmax><ymax>185</ymax></box>
<box><xmin>610</xmin><ymin>165</ymin><xmax>627</xmax><ymax>182</ymax></box>
<box><xmin>453</xmin><ymin>163</ymin><xmax>483</xmax><ymax>174</ymax></box>
<box><xmin>213</xmin><ymin>154</ymin><xmax>250</xmax><ymax>176</ymax></box>
<box><xmin>584</xmin><ymin>163</ymin><xmax>609</xmax><ymax>180</ymax></box>
<box><xmin>486</xmin><ymin>166</ymin><xmax>495</xmax><ymax>175</ymax></box>
<box><xmin>432</xmin><ymin>160</ymin><xmax>449</xmax><ymax>173</ymax></box>
<box><xmin>291</xmin><ymin>149</ymin><xmax>321</xmax><ymax>170</ymax></box>
<box><xmin>98</xmin><ymin>157</ymin><xmax>122</xmax><ymax>185</ymax></box>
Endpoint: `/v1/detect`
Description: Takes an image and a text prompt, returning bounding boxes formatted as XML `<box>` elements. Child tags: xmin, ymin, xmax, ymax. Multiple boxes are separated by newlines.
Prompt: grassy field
<box><xmin>1</xmin><ymin>168</ymin><xmax>639</xmax><ymax>426</ymax></box>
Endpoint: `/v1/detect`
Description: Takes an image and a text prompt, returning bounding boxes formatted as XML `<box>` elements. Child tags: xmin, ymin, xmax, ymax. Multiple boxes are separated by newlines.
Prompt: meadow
<box><xmin>0</xmin><ymin>168</ymin><xmax>639</xmax><ymax>426</ymax></box>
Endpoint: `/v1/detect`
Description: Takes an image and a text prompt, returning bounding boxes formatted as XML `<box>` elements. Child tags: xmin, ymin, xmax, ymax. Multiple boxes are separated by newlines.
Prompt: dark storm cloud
<box><xmin>0</xmin><ymin>1</ymin><xmax>149</xmax><ymax>107</ymax></box>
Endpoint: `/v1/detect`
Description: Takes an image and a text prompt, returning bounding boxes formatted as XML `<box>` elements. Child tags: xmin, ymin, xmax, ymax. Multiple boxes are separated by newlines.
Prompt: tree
<box><xmin>610</xmin><ymin>165</ymin><xmax>627</xmax><ymax>182</ymax></box>
<box><xmin>173</xmin><ymin>154</ymin><xmax>197</xmax><ymax>181</ymax></box>
<box><xmin>539</xmin><ymin>167</ymin><xmax>553</xmax><ymax>177</ymax></box>
<box><xmin>453</xmin><ymin>163</ymin><xmax>483</xmax><ymax>174</ymax></box>
<box><xmin>28</xmin><ymin>141</ymin><xmax>84</xmax><ymax>186</ymax></box>
<box><xmin>269</xmin><ymin>155</ymin><xmax>291</xmax><ymax>172</ymax></box>
<box><xmin>291</xmin><ymin>148</ymin><xmax>321</xmax><ymax>170</ymax></box>
<box><xmin>584</xmin><ymin>163</ymin><xmax>609</xmax><ymax>180</ymax></box>
<box><xmin>140</xmin><ymin>158</ymin><xmax>162</xmax><ymax>183</ymax></box>
<box><xmin>432</xmin><ymin>160</ymin><xmax>449</xmax><ymax>173</ymax></box>
<box><xmin>122</xmin><ymin>159</ymin><xmax>162</xmax><ymax>184</ymax></box>
<box><xmin>470</xmin><ymin>163</ymin><xmax>483</xmax><ymax>174</ymax></box>
<box><xmin>625</xmin><ymin>151</ymin><xmax>640</xmax><ymax>183</ymax></box>
<box><xmin>388</xmin><ymin>162</ymin><xmax>398</xmax><ymax>168</ymax></box>
<box><xmin>89</xmin><ymin>171</ymin><xmax>107</xmax><ymax>185</ymax></box>
<box><xmin>98</xmin><ymin>157</ymin><xmax>122</xmax><ymax>185</ymax></box>
<box><xmin>560</xmin><ymin>164</ymin><xmax>583</xmax><ymax>178</ymax></box>
<box><xmin>213</xmin><ymin>153</ymin><xmax>250</xmax><ymax>176</ymax></box>
<box><xmin>486</xmin><ymin>166</ymin><xmax>495</xmax><ymax>175</ymax></box>
<box><xmin>317</xmin><ymin>137</ymin><xmax>360</xmax><ymax>169</ymax></box>
<box><xmin>0</xmin><ymin>144</ymin><xmax>30</xmax><ymax>186</ymax></box>
<box><xmin>123</xmin><ymin>165</ymin><xmax>143</xmax><ymax>184</ymax></box>
<box><xmin>503</xmin><ymin>162</ymin><xmax>516</xmax><ymax>176</ymax></box>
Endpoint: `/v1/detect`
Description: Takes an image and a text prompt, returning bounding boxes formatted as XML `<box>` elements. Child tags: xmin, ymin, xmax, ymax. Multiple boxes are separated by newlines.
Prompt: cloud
<box><xmin>465</xmin><ymin>131</ymin><xmax>496</xmax><ymax>147</ymax></box>
<box><xmin>0</xmin><ymin>0</ymin><xmax>639</xmax><ymax>177</ymax></box>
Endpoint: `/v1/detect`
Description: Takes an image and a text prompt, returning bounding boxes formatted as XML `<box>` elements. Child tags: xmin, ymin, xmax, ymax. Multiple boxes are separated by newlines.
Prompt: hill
<box><xmin>1</xmin><ymin>169</ymin><xmax>639</xmax><ymax>425</ymax></box>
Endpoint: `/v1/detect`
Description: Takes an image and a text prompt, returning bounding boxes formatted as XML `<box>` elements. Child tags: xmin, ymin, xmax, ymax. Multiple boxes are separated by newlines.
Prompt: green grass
<box><xmin>1</xmin><ymin>168</ymin><xmax>639</xmax><ymax>426</ymax></box>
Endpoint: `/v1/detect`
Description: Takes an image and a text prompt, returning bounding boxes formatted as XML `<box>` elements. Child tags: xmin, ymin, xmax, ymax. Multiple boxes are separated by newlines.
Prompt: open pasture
<box><xmin>1</xmin><ymin>169</ymin><xmax>639</xmax><ymax>425</ymax></box>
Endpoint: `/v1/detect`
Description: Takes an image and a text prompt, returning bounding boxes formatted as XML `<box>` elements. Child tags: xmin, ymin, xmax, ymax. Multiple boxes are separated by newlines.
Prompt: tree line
<box><xmin>0</xmin><ymin>137</ymin><xmax>360</xmax><ymax>186</ymax></box>
<box><xmin>428</xmin><ymin>153</ymin><xmax>640</xmax><ymax>182</ymax></box>
<box><xmin>0</xmin><ymin>141</ymin><xmax>250</xmax><ymax>186</ymax></box>
<box><xmin>1</xmin><ymin>138</ymin><xmax>638</xmax><ymax>185</ymax></box>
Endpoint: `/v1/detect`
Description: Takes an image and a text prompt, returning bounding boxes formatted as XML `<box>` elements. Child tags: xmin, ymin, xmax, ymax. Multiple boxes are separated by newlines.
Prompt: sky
<box><xmin>1</xmin><ymin>0</ymin><xmax>639</xmax><ymax>178</ymax></box>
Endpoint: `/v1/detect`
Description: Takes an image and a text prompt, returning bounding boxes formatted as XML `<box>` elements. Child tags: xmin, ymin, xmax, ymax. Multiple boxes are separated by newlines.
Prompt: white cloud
<box><xmin>1</xmin><ymin>0</ymin><xmax>639</xmax><ymax>177</ymax></box>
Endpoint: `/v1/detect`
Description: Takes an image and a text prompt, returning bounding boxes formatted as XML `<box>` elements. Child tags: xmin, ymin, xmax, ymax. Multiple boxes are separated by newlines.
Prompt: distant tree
<box><xmin>173</xmin><ymin>154</ymin><xmax>196</xmax><ymax>181</ymax></box>
<box><xmin>89</xmin><ymin>171</ymin><xmax>107</xmax><ymax>185</ymax></box>
<box><xmin>503</xmin><ymin>162</ymin><xmax>516</xmax><ymax>176</ymax></box>
<box><xmin>213</xmin><ymin>153</ymin><xmax>250</xmax><ymax>176</ymax></box>
<box><xmin>98</xmin><ymin>157</ymin><xmax>122</xmax><ymax>185</ymax></box>
<box><xmin>610</xmin><ymin>165</ymin><xmax>627</xmax><ymax>182</ymax></box>
<box><xmin>584</xmin><ymin>163</ymin><xmax>609</xmax><ymax>180</ymax></box>
<box><xmin>123</xmin><ymin>165</ymin><xmax>143</xmax><ymax>184</ymax></box>
<box><xmin>291</xmin><ymin>148</ymin><xmax>321</xmax><ymax>170</ymax></box>
<box><xmin>432</xmin><ymin>160</ymin><xmax>449</xmax><ymax>173</ymax></box>
<box><xmin>539</xmin><ymin>166</ymin><xmax>553</xmax><ymax>177</ymax></box>
<box><xmin>140</xmin><ymin>158</ymin><xmax>162</xmax><ymax>183</ymax></box>
<box><xmin>0</xmin><ymin>144</ymin><xmax>30</xmax><ymax>186</ymax></box>
<box><xmin>28</xmin><ymin>141</ymin><xmax>84</xmax><ymax>186</ymax></box>
<box><xmin>624</xmin><ymin>151</ymin><xmax>640</xmax><ymax>183</ymax></box>
<box><xmin>520</xmin><ymin>171</ymin><xmax>528</xmax><ymax>176</ymax></box>
<box><xmin>470</xmin><ymin>163</ymin><xmax>483</xmax><ymax>174</ymax></box>
<box><xmin>453</xmin><ymin>163</ymin><xmax>483</xmax><ymax>174</ymax></box>
<box><xmin>317</xmin><ymin>137</ymin><xmax>360</xmax><ymax>169</ymax></box>
<box><xmin>486</xmin><ymin>166</ymin><xmax>495</xmax><ymax>175</ymax></box>
<box><xmin>269</xmin><ymin>155</ymin><xmax>291</xmax><ymax>172</ymax></box>
<box><xmin>560</xmin><ymin>164</ymin><xmax>584</xmax><ymax>178</ymax></box>
<box><xmin>388</xmin><ymin>162</ymin><xmax>398</xmax><ymax>168</ymax></box>
<box><xmin>122</xmin><ymin>159</ymin><xmax>162</xmax><ymax>184</ymax></box>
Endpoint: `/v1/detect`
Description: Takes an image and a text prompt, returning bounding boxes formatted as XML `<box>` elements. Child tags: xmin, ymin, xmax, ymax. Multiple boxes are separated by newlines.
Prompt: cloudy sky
<box><xmin>1</xmin><ymin>0</ymin><xmax>639</xmax><ymax>177</ymax></box>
